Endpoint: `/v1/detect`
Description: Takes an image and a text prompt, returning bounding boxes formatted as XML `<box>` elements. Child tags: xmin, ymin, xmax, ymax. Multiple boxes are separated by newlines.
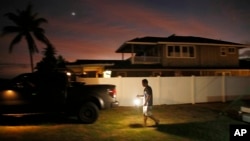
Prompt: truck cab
<box><xmin>0</xmin><ymin>72</ymin><xmax>118</xmax><ymax>123</ymax></box>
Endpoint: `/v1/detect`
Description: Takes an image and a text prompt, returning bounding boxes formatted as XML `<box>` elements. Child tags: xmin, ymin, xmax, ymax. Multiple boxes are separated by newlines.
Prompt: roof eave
<box><xmin>158</xmin><ymin>42</ymin><xmax>247</xmax><ymax>47</ymax></box>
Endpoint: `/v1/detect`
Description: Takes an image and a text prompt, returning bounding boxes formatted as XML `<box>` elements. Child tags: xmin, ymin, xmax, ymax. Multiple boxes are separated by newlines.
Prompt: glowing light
<box><xmin>66</xmin><ymin>72</ymin><xmax>71</xmax><ymax>76</ymax></box>
<box><xmin>71</xmin><ymin>12</ymin><xmax>76</xmax><ymax>16</ymax></box>
<box><xmin>103</xmin><ymin>70</ymin><xmax>112</xmax><ymax>78</ymax></box>
<box><xmin>2</xmin><ymin>90</ymin><xmax>18</xmax><ymax>100</ymax></box>
<box><xmin>134</xmin><ymin>98</ymin><xmax>141</xmax><ymax>106</ymax></box>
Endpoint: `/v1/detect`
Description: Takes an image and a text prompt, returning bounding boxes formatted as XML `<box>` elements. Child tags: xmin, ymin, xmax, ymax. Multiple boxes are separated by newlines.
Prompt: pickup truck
<box><xmin>0</xmin><ymin>72</ymin><xmax>119</xmax><ymax>123</ymax></box>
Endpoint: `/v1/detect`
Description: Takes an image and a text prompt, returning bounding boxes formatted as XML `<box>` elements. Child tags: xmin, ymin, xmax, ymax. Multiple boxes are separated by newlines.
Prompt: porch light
<box><xmin>103</xmin><ymin>70</ymin><xmax>112</xmax><ymax>78</ymax></box>
<box><xmin>66</xmin><ymin>72</ymin><xmax>71</xmax><ymax>76</ymax></box>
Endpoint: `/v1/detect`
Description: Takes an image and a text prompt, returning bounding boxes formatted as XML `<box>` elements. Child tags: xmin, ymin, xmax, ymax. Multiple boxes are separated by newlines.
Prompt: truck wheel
<box><xmin>77</xmin><ymin>102</ymin><xmax>99</xmax><ymax>124</ymax></box>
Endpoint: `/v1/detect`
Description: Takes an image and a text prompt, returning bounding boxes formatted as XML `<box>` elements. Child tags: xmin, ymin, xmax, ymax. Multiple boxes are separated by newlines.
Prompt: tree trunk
<box><xmin>29</xmin><ymin>50</ymin><xmax>34</xmax><ymax>72</ymax></box>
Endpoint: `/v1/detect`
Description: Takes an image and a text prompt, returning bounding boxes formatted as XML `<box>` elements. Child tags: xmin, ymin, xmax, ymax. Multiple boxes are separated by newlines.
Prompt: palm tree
<box><xmin>1</xmin><ymin>3</ymin><xmax>51</xmax><ymax>72</ymax></box>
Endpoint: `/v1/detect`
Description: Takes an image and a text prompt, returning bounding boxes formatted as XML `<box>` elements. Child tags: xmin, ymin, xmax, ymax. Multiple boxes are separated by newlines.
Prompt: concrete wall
<box><xmin>77</xmin><ymin>76</ymin><xmax>250</xmax><ymax>106</ymax></box>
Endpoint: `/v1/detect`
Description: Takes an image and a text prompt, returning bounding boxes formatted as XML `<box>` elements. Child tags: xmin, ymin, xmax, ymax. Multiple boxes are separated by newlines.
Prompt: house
<box><xmin>67</xmin><ymin>35</ymin><xmax>250</xmax><ymax>77</ymax></box>
<box><xmin>116</xmin><ymin>34</ymin><xmax>246</xmax><ymax>67</ymax></box>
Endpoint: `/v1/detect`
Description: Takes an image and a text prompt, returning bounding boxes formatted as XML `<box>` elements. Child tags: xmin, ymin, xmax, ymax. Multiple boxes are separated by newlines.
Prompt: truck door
<box><xmin>4</xmin><ymin>73</ymin><xmax>40</xmax><ymax>113</ymax></box>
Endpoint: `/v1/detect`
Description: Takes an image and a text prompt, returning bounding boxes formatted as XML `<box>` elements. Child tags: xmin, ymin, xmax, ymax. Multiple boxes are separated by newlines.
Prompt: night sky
<box><xmin>0</xmin><ymin>0</ymin><xmax>250</xmax><ymax>78</ymax></box>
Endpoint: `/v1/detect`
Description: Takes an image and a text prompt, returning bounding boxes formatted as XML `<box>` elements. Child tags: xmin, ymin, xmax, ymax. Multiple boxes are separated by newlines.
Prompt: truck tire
<box><xmin>77</xmin><ymin>102</ymin><xmax>99</xmax><ymax>123</ymax></box>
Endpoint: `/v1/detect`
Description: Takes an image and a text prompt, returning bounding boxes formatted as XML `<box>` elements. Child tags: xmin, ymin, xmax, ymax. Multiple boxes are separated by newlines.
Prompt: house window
<box><xmin>167</xmin><ymin>45</ymin><xmax>195</xmax><ymax>58</ymax></box>
<box><xmin>220</xmin><ymin>47</ymin><xmax>226</xmax><ymax>56</ymax></box>
<box><xmin>175</xmin><ymin>46</ymin><xmax>180</xmax><ymax>57</ymax></box>
<box><xmin>168</xmin><ymin>46</ymin><xmax>174</xmax><ymax>56</ymax></box>
<box><xmin>228</xmin><ymin>47</ymin><xmax>236</xmax><ymax>54</ymax></box>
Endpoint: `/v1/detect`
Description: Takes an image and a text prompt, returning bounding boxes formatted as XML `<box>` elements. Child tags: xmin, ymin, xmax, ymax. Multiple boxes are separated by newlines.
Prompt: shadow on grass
<box><xmin>156</xmin><ymin>120</ymin><xmax>231</xmax><ymax>141</ymax></box>
<box><xmin>129</xmin><ymin>123</ymin><xmax>144</xmax><ymax>128</ymax></box>
<box><xmin>0</xmin><ymin>114</ymin><xmax>80</xmax><ymax>126</ymax></box>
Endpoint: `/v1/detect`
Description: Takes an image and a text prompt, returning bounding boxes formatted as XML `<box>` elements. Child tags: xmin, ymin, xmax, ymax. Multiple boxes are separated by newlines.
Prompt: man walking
<box><xmin>137</xmin><ymin>79</ymin><xmax>159</xmax><ymax>127</ymax></box>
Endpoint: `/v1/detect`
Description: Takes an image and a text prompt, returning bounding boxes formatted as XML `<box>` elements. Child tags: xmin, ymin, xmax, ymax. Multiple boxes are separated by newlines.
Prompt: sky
<box><xmin>0</xmin><ymin>0</ymin><xmax>250</xmax><ymax>78</ymax></box>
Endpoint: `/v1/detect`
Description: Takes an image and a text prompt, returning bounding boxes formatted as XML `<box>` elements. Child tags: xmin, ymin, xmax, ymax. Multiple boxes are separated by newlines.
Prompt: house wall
<box><xmin>76</xmin><ymin>76</ymin><xmax>250</xmax><ymax>106</ymax></box>
<box><xmin>160</xmin><ymin>45</ymin><xmax>239</xmax><ymax>67</ymax></box>
<box><xmin>198</xmin><ymin>45</ymin><xmax>239</xmax><ymax>67</ymax></box>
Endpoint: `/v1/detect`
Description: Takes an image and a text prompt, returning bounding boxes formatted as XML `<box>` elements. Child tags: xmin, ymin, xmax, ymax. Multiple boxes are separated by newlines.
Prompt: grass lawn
<box><xmin>0</xmin><ymin>101</ymin><xmax>249</xmax><ymax>141</ymax></box>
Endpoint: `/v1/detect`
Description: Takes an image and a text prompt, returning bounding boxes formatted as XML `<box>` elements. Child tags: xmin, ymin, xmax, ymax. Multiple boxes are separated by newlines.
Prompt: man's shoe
<box><xmin>155</xmin><ymin>120</ymin><xmax>160</xmax><ymax>126</ymax></box>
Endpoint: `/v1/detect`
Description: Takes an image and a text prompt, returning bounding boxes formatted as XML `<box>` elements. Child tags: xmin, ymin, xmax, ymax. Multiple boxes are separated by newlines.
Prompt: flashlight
<box><xmin>134</xmin><ymin>98</ymin><xmax>141</xmax><ymax>106</ymax></box>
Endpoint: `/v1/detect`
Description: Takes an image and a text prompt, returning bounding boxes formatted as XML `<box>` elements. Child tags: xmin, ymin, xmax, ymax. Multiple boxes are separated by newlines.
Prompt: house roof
<box><xmin>67</xmin><ymin>59</ymin><xmax>120</xmax><ymax>66</ymax></box>
<box><xmin>116</xmin><ymin>34</ymin><xmax>246</xmax><ymax>53</ymax></box>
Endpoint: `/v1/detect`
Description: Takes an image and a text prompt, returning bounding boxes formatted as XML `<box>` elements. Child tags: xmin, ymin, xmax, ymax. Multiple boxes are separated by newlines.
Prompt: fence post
<box><xmin>157</xmin><ymin>76</ymin><xmax>161</xmax><ymax>105</ymax></box>
<box><xmin>191</xmin><ymin>75</ymin><xmax>196</xmax><ymax>104</ymax></box>
<box><xmin>221</xmin><ymin>75</ymin><xmax>226</xmax><ymax>103</ymax></box>
<box><xmin>116</xmin><ymin>76</ymin><xmax>122</xmax><ymax>105</ymax></box>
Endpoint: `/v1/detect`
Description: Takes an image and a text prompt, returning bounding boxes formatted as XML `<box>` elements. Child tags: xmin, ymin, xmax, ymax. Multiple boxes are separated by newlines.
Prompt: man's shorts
<box><xmin>143</xmin><ymin>106</ymin><xmax>153</xmax><ymax>116</ymax></box>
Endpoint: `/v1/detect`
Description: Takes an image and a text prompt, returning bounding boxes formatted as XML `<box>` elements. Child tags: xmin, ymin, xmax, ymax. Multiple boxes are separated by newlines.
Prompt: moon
<box><xmin>71</xmin><ymin>12</ymin><xmax>76</xmax><ymax>16</ymax></box>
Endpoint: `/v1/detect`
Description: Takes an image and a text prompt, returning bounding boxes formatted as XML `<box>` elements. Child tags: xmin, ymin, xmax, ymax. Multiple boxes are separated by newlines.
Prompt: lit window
<box><xmin>167</xmin><ymin>45</ymin><xmax>195</xmax><ymax>58</ymax></box>
<box><xmin>103</xmin><ymin>70</ymin><xmax>112</xmax><ymax>78</ymax></box>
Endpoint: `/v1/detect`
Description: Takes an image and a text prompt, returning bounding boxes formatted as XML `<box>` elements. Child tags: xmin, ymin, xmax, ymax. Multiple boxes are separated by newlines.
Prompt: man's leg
<box><xmin>148</xmin><ymin>115</ymin><xmax>160</xmax><ymax>125</ymax></box>
<box><xmin>147</xmin><ymin>106</ymin><xmax>160</xmax><ymax>126</ymax></box>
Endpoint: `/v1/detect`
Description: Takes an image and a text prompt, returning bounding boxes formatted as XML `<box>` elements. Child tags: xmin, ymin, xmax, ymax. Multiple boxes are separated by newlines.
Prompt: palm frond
<box><xmin>2</xmin><ymin>26</ymin><xmax>21</xmax><ymax>36</ymax></box>
<box><xmin>34</xmin><ymin>18</ymin><xmax>48</xmax><ymax>26</ymax></box>
<box><xmin>26</xmin><ymin>3</ymin><xmax>33</xmax><ymax>15</ymax></box>
<box><xmin>4</xmin><ymin>12</ymin><xmax>20</xmax><ymax>25</ymax></box>
<box><xmin>9</xmin><ymin>34</ymin><xmax>23</xmax><ymax>53</ymax></box>
<box><xmin>34</xmin><ymin>27</ymin><xmax>45</xmax><ymax>33</ymax></box>
<box><xmin>33</xmin><ymin>30</ymin><xmax>50</xmax><ymax>45</ymax></box>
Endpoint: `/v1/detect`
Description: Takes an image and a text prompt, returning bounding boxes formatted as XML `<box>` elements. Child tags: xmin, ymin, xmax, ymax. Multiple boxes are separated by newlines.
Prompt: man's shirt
<box><xmin>144</xmin><ymin>85</ymin><xmax>153</xmax><ymax>106</ymax></box>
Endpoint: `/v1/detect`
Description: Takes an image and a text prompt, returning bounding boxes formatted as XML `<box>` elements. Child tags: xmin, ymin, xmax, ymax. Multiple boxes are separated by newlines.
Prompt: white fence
<box><xmin>76</xmin><ymin>76</ymin><xmax>250</xmax><ymax>106</ymax></box>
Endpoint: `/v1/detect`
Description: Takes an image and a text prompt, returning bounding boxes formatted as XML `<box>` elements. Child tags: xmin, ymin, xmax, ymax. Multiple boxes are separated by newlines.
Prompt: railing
<box><xmin>130</xmin><ymin>56</ymin><xmax>161</xmax><ymax>64</ymax></box>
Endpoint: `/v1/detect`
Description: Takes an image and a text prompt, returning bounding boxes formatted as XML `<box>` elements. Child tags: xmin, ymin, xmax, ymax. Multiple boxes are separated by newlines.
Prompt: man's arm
<box><xmin>136</xmin><ymin>94</ymin><xmax>144</xmax><ymax>97</ymax></box>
